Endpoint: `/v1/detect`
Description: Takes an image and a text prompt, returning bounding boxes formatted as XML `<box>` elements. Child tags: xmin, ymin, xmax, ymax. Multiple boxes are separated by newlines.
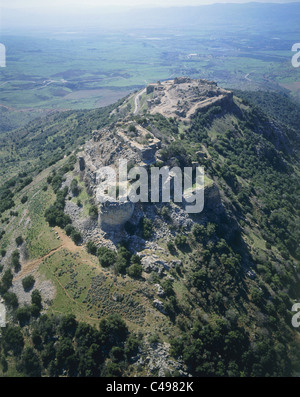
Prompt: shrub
<box><xmin>161</xmin><ymin>206</ymin><xmax>171</xmax><ymax>221</ymax></box>
<box><xmin>99</xmin><ymin>313</ymin><xmax>128</xmax><ymax>346</ymax></box>
<box><xmin>124</xmin><ymin>334</ymin><xmax>141</xmax><ymax>358</ymax></box>
<box><xmin>16</xmin><ymin>236</ymin><xmax>24</xmax><ymax>246</ymax></box>
<box><xmin>192</xmin><ymin>223</ymin><xmax>205</xmax><ymax>238</ymax></box>
<box><xmin>65</xmin><ymin>224</ymin><xmax>75</xmax><ymax>236</ymax></box>
<box><xmin>174</xmin><ymin>234</ymin><xmax>187</xmax><ymax>248</ymax></box>
<box><xmin>21</xmin><ymin>196</ymin><xmax>28</xmax><ymax>204</ymax></box>
<box><xmin>97</xmin><ymin>247</ymin><xmax>117</xmax><ymax>268</ymax></box>
<box><xmin>3</xmin><ymin>292</ymin><xmax>19</xmax><ymax>308</ymax></box>
<box><xmin>11</xmin><ymin>250</ymin><xmax>21</xmax><ymax>271</ymax></box>
<box><xmin>161</xmin><ymin>279</ymin><xmax>175</xmax><ymax>296</ymax></box>
<box><xmin>128</xmin><ymin>125</ymin><xmax>137</xmax><ymax>133</ymax></box>
<box><xmin>31</xmin><ymin>290</ymin><xmax>42</xmax><ymax>309</ymax></box>
<box><xmin>45</xmin><ymin>206</ymin><xmax>71</xmax><ymax>228</ymax></box>
<box><xmin>115</xmin><ymin>256</ymin><xmax>128</xmax><ymax>275</ymax></box>
<box><xmin>127</xmin><ymin>263</ymin><xmax>143</xmax><ymax>279</ymax></box>
<box><xmin>70</xmin><ymin>230</ymin><xmax>82</xmax><ymax>245</ymax></box>
<box><xmin>31</xmin><ymin>304</ymin><xmax>41</xmax><ymax>318</ymax></box>
<box><xmin>2</xmin><ymin>326</ymin><xmax>24</xmax><ymax>356</ymax></box>
<box><xmin>16</xmin><ymin>306</ymin><xmax>31</xmax><ymax>326</ymax></box>
<box><xmin>88</xmin><ymin>205</ymin><xmax>98</xmax><ymax>218</ymax></box>
<box><xmin>140</xmin><ymin>217</ymin><xmax>154</xmax><ymax>240</ymax></box>
<box><xmin>19</xmin><ymin>347</ymin><xmax>41</xmax><ymax>377</ymax></box>
<box><xmin>130</xmin><ymin>255</ymin><xmax>141</xmax><ymax>265</ymax></box>
<box><xmin>110</xmin><ymin>346</ymin><xmax>124</xmax><ymax>362</ymax></box>
<box><xmin>86</xmin><ymin>241</ymin><xmax>97</xmax><ymax>255</ymax></box>
<box><xmin>148</xmin><ymin>333</ymin><xmax>160</xmax><ymax>344</ymax></box>
<box><xmin>0</xmin><ymin>269</ymin><xmax>13</xmax><ymax>294</ymax></box>
<box><xmin>167</xmin><ymin>240</ymin><xmax>175</xmax><ymax>252</ymax></box>
<box><xmin>22</xmin><ymin>275</ymin><xmax>35</xmax><ymax>291</ymax></box>
<box><xmin>70</xmin><ymin>179</ymin><xmax>80</xmax><ymax>196</ymax></box>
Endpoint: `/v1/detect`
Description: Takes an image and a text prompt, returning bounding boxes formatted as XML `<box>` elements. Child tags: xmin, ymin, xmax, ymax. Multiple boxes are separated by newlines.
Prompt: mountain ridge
<box><xmin>0</xmin><ymin>77</ymin><xmax>299</xmax><ymax>377</ymax></box>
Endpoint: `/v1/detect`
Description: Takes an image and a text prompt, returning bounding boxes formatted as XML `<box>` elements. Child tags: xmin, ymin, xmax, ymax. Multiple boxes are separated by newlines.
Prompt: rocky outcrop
<box><xmin>141</xmin><ymin>255</ymin><xmax>170</xmax><ymax>275</ymax></box>
<box><xmin>153</xmin><ymin>299</ymin><xmax>167</xmax><ymax>315</ymax></box>
<box><xmin>135</xmin><ymin>342</ymin><xmax>189</xmax><ymax>377</ymax></box>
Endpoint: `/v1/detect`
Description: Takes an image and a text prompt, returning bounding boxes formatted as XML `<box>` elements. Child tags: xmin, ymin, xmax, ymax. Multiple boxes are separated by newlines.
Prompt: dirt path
<box><xmin>134</xmin><ymin>88</ymin><xmax>146</xmax><ymax>115</ymax></box>
<box><xmin>13</xmin><ymin>227</ymin><xmax>84</xmax><ymax>282</ymax></box>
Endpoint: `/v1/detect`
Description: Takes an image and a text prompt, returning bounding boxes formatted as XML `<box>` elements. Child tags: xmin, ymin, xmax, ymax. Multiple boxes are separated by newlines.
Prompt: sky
<box><xmin>2</xmin><ymin>0</ymin><xmax>299</xmax><ymax>8</ymax></box>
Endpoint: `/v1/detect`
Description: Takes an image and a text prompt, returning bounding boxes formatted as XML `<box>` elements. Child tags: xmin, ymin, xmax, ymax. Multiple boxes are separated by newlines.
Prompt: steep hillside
<box><xmin>0</xmin><ymin>78</ymin><xmax>299</xmax><ymax>377</ymax></box>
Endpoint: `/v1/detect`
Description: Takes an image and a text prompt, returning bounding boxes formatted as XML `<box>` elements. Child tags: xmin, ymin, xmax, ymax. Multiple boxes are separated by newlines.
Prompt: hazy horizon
<box><xmin>2</xmin><ymin>0</ymin><xmax>300</xmax><ymax>9</ymax></box>
<box><xmin>1</xmin><ymin>1</ymin><xmax>300</xmax><ymax>34</ymax></box>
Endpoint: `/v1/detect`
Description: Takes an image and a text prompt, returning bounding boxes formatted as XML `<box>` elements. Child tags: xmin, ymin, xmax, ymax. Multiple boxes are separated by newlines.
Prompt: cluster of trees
<box><xmin>170</xmin><ymin>317</ymin><xmax>293</xmax><ymax>377</ymax></box>
<box><xmin>0</xmin><ymin>313</ymin><xmax>141</xmax><ymax>377</ymax></box>
<box><xmin>86</xmin><ymin>242</ymin><xmax>142</xmax><ymax>279</ymax></box>
<box><xmin>44</xmin><ymin>158</ymin><xmax>82</xmax><ymax>246</ymax></box>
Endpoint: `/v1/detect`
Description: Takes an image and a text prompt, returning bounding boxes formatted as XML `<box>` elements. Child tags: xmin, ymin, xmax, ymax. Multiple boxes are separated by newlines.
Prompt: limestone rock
<box><xmin>153</xmin><ymin>299</ymin><xmax>166</xmax><ymax>315</ymax></box>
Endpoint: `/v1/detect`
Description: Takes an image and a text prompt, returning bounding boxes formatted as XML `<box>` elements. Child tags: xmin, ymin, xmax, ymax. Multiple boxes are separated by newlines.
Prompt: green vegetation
<box><xmin>0</xmin><ymin>312</ymin><xmax>141</xmax><ymax>377</ymax></box>
<box><xmin>0</xmin><ymin>64</ymin><xmax>300</xmax><ymax>377</ymax></box>
<box><xmin>22</xmin><ymin>275</ymin><xmax>35</xmax><ymax>292</ymax></box>
<box><xmin>140</xmin><ymin>218</ymin><xmax>154</xmax><ymax>240</ymax></box>
<box><xmin>97</xmin><ymin>247</ymin><xmax>117</xmax><ymax>268</ymax></box>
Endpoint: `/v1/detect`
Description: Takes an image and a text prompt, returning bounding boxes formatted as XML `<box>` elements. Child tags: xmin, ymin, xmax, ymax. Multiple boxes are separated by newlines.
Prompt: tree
<box><xmin>2</xmin><ymin>325</ymin><xmax>24</xmax><ymax>356</ymax></box>
<box><xmin>174</xmin><ymin>234</ymin><xmax>187</xmax><ymax>249</ymax></box>
<box><xmin>59</xmin><ymin>314</ymin><xmax>78</xmax><ymax>337</ymax></box>
<box><xmin>16</xmin><ymin>306</ymin><xmax>31</xmax><ymax>326</ymax></box>
<box><xmin>0</xmin><ymin>269</ymin><xmax>13</xmax><ymax>294</ymax></box>
<box><xmin>70</xmin><ymin>229</ymin><xmax>82</xmax><ymax>245</ymax></box>
<box><xmin>127</xmin><ymin>263</ymin><xmax>142</xmax><ymax>279</ymax></box>
<box><xmin>102</xmin><ymin>361</ymin><xmax>122</xmax><ymax>377</ymax></box>
<box><xmin>110</xmin><ymin>346</ymin><xmax>124</xmax><ymax>362</ymax></box>
<box><xmin>56</xmin><ymin>338</ymin><xmax>76</xmax><ymax>373</ymax></box>
<box><xmin>98</xmin><ymin>247</ymin><xmax>117</xmax><ymax>268</ymax></box>
<box><xmin>11</xmin><ymin>250</ymin><xmax>20</xmax><ymax>272</ymax></box>
<box><xmin>3</xmin><ymin>292</ymin><xmax>19</xmax><ymax>309</ymax></box>
<box><xmin>31</xmin><ymin>329</ymin><xmax>43</xmax><ymax>350</ymax></box>
<box><xmin>41</xmin><ymin>343</ymin><xmax>56</xmax><ymax>368</ymax></box>
<box><xmin>22</xmin><ymin>275</ymin><xmax>35</xmax><ymax>291</ymax></box>
<box><xmin>99</xmin><ymin>313</ymin><xmax>128</xmax><ymax>347</ymax></box>
<box><xmin>192</xmin><ymin>223</ymin><xmax>205</xmax><ymax>238</ymax></box>
<box><xmin>20</xmin><ymin>347</ymin><xmax>41</xmax><ymax>377</ymax></box>
<box><xmin>75</xmin><ymin>322</ymin><xmax>102</xmax><ymax>349</ymax></box>
<box><xmin>124</xmin><ymin>334</ymin><xmax>140</xmax><ymax>359</ymax></box>
<box><xmin>167</xmin><ymin>240</ymin><xmax>175</xmax><ymax>252</ymax></box>
<box><xmin>140</xmin><ymin>218</ymin><xmax>154</xmax><ymax>240</ymax></box>
<box><xmin>16</xmin><ymin>235</ymin><xmax>24</xmax><ymax>246</ymax></box>
<box><xmin>65</xmin><ymin>224</ymin><xmax>75</xmax><ymax>236</ymax></box>
<box><xmin>89</xmin><ymin>205</ymin><xmax>98</xmax><ymax>218</ymax></box>
<box><xmin>86</xmin><ymin>241</ymin><xmax>97</xmax><ymax>256</ymax></box>
<box><xmin>161</xmin><ymin>279</ymin><xmax>175</xmax><ymax>296</ymax></box>
<box><xmin>70</xmin><ymin>179</ymin><xmax>80</xmax><ymax>196</ymax></box>
<box><xmin>31</xmin><ymin>290</ymin><xmax>42</xmax><ymax>309</ymax></box>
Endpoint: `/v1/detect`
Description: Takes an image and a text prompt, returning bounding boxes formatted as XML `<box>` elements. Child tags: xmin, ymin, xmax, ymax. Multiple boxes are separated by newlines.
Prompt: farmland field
<box><xmin>1</xmin><ymin>8</ymin><xmax>300</xmax><ymax>132</ymax></box>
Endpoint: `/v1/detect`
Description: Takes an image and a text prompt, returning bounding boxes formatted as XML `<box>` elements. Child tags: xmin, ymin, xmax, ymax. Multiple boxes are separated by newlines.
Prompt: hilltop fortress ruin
<box><xmin>145</xmin><ymin>77</ymin><xmax>233</xmax><ymax>121</ymax></box>
<box><xmin>71</xmin><ymin>78</ymin><xmax>224</xmax><ymax>237</ymax></box>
